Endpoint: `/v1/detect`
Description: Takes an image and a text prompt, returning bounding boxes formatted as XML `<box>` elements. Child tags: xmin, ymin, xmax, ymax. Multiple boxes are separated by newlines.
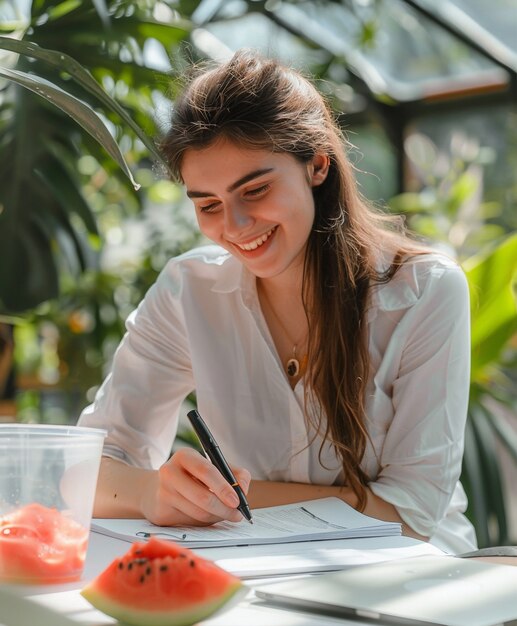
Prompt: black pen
<box><xmin>187</xmin><ymin>409</ymin><xmax>253</xmax><ymax>524</ymax></box>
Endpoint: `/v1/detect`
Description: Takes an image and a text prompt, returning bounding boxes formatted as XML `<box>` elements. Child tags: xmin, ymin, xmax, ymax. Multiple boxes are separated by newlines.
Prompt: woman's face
<box><xmin>181</xmin><ymin>137</ymin><xmax>328</xmax><ymax>283</ymax></box>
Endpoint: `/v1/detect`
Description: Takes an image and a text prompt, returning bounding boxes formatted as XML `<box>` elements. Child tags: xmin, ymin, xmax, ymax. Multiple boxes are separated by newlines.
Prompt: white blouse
<box><xmin>78</xmin><ymin>245</ymin><xmax>477</xmax><ymax>554</ymax></box>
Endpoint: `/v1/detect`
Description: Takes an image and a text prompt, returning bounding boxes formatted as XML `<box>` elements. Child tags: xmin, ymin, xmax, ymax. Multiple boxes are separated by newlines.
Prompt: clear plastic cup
<box><xmin>0</xmin><ymin>424</ymin><xmax>106</xmax><ymax>584</ymax></box>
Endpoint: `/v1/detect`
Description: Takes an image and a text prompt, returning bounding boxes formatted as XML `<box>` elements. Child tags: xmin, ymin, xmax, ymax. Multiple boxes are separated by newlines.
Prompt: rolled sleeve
<box><xmin>369</xmin><ymin>263</ymin><xmax>471</xmax><ymax>538</ymax></box>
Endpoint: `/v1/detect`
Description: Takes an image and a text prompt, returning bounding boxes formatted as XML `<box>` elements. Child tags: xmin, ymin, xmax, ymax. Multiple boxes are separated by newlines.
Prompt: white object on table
<box><xmin>91</xmin><ymin>497</ymin><xmax>401</xmax><ymax>548</ymax></box>
<box><xmin>0</xmin><ymin>529</ymin><xmax>443</xmax><ymax>626</ymax></box>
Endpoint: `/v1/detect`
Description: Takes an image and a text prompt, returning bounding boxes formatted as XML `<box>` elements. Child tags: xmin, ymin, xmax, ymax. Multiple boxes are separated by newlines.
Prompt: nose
<box><xmin>224</xmin><ymin>201</ymin><xmax>254</xmax><ymax>239</ymax></box>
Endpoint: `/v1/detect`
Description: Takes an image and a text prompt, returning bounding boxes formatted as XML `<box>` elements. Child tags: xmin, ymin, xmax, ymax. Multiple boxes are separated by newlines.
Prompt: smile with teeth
<box><xmin>235</xmin><ymin>226</ymin><xmax>277</xmax><ymax>251</ymax></box>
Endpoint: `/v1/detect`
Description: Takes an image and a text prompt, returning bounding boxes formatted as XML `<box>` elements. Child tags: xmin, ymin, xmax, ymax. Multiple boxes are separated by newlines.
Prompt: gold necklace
<box><xmin>259</xmin><ymin>286</ymin><xmax>308</xmax><ymax>378</ymax></box>
<box><xmin>286</xmin><ymin>345</ymin><xmax>308</xmax><ymax>378</ymax></box>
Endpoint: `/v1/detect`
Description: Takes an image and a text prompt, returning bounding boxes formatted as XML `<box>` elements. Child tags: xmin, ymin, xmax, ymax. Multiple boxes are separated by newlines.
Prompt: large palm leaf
<box><xmin>0</xmin><ymin>0</ymin><xmax>190</xmax><ymax>312</ymax></box>
<box><xmin>462</xmin><ymin>233</ymin><xmax>517</xmax><ymax>546</ymax></box>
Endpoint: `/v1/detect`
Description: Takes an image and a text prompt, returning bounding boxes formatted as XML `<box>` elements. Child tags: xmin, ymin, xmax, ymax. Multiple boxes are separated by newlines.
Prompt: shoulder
<box><xmin>129</xmin><ymin>245</ymin><xmax>242</xmax><ymax>327</ymax></box>
<box><xmin>398</xmin><ymin>252</ymin><xmax>468</xmax><ymax>295</ymax></box>
<box><xmin>371</xmin><ymin>252</ymin><xmax>469</xmax><ymax>314</ymax></box>
<box><xmin>165</xmin><ymin>244</ymin><xmax>234</xmax><ymax>275</ymax></box>
<box><xmin>155</xmin><ymin>245</ymin><xmax>241</xmax><ymax>294</ymax></box>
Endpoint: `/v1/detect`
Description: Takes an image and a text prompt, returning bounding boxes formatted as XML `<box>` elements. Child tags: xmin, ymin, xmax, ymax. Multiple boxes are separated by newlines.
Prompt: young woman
<box><xmin>78</xmin><ymin>50</ymin><xmax>477</xmax><ymax>554</ymax></box>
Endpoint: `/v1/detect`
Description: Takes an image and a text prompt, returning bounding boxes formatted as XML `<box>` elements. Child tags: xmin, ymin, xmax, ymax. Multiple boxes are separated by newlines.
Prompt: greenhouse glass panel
<box><xmin>198</xmin><ymin>11</ymin><xmax>329</xmax><ymax>70</ymax></box>
<box><xmin>269</xmin><ymin>0</ymin><xmax>509</xmax><ymax>101</ymax></box>
<box><xmin>409</xmin><ymin>0</ymin><xmax>517</xmax><ymax>70</ymax></box>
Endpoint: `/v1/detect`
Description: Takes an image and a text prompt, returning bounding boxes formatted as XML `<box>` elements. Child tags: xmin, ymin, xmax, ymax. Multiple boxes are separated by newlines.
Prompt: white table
<box><xmin>1</xmin><ymin>532</ymin><xmax>437</xmax><ymax>626</ymax></box>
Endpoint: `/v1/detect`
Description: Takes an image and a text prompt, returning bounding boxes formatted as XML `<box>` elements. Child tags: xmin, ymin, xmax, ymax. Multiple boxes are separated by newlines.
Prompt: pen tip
<box><xmin>249</xmin><ymin>519</ymin><xmax>254</xmax><ymax>525</ymax></box>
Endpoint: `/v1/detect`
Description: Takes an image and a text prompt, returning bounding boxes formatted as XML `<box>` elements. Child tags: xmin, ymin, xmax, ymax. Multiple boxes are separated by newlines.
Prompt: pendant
<box><xmin>286</xmin><ymin>357</ymin><xmax>300</xmax><ymax>377</ymax></box>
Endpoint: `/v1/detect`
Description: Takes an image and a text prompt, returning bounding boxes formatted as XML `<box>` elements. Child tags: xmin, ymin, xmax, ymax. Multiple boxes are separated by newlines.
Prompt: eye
<box><xmin>198</xmin><ymin>200</ymin><xmax>221</xmax><ymax>214</ymax></box>
<box><xmin>245</xmin><ymin>183</ymin><xmax>270</xmax><ymax>198</ymax></box>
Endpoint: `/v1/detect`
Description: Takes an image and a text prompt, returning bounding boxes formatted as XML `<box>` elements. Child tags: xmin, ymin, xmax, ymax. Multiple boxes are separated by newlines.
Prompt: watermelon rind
<box><xmin>81</xmin><ymin>538</ymin><xmax>248</xmax><ymax>626</ymax></box>
<box><xmin>81</xmin><ymin>580</ymin><xmax>248</xmax><ymax>626</ymax></box>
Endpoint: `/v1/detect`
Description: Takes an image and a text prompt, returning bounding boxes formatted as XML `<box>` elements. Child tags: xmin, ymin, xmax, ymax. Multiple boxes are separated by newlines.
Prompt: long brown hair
<box><xmin>160</xmin><ymin>50</ymin><xmax>427</xmax><ymax>510</ymax></box>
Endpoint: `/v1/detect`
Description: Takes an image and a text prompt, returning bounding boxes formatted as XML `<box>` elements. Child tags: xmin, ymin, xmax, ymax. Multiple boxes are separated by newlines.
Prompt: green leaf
<box><xmin>31</xmin><ymin>157</ymin><xmax>95</xmax><ymax>275</ymax></box>
<box><xmin>109</xmin><ymin>17</ymin><xmax>192</xmax><ymax>46</ymax></box>
<box><xmin>388</xmin><ymin>192</ymin><xmax>437</xmax><ymax>214</ymax></box>
<box><xmin>91</xmin><ymin>0</ymin><xmax>110</xmax><ymax>28</ymax></box>
<box><xmin>465</xmin><ymin>224</ymin><xmax>506</xmax><ymax>249</ymax></box>
<box><xmin>445</xmin><ymin>171</ymin><xmax>479</xmax><ymax>216</ymax></box>
<box><xmin>461</xmin><ymin>417</ymin><xmax>490</xmax><ymax>547</ymax></box>
<box><xmin>489</xmin><ymin>408</ymin><xmax>517</xmax><ymax>466</ymax></box>
<box><xmin>36</xmin><ymin>144</ymin><xmax>98</xmax><ymax>235</ymax></box>
<box><xmin>359</xmin><ymin>19</ymin><xmax>378</xmax><ymax>48</ymax></box>
<box><xmin>0</xmin><ymin>36</ymin><xmax>163</xmax><ymax>165</ymax></box>
<box><xmin>0</xmin><ymin>216</ymin><xmax>60</xmax><ymax>312</ymax></box>
<box><xmin>469</xmin><ymin>404</ymin><xmax>508</xmax><ymax>544</ymax></box>
<box><xmin>463</xmin><ymin>233</ymin><xmax>517</xmax><ymax>379</ymax></box>
<box><xmin>47</xmin><ymin>0</ymin><xmax>82</xmax><ymax>20</ymax></box>
<box><xmin>31</xmin><ymin>189</ymin><xmax>88</xmax><ymax>275</ymax></box>
<box><xmin>0</xmin><ymin>65</ymin><xmax>141</xmax><ymax>191</ymax></box>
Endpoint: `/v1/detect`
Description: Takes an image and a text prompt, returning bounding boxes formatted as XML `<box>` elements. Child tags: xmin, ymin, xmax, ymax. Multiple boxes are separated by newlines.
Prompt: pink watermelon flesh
<box><xmin>81</xmin><ymin>537</ymin><xmax>246</xmax><ymax>626</ymax></box>
<box><xmin>0</xmin><ymin>503</ymin><xmax>89</xmax><ymax>584</ymax></box>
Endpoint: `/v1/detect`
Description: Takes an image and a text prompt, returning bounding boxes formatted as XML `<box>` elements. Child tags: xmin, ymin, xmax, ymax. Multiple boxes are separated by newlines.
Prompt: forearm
<box><xmin>248</xmin><ymin>480</ymin><xmax>428</xmax><ymax>542</ymax></box>
<box><xmin>93</xmin><ymin>456</ymin><xmax>156</xmax><ymax>518</ymax></box>
<box><xmin>248</xmin><ymin>480</ymin><xmax>357</xmax><ymax>509</ymax></box>
<box><xmin>93</xmin><ymin>452</ymin><xmax>248</xmax><ymax>526</ymax></box>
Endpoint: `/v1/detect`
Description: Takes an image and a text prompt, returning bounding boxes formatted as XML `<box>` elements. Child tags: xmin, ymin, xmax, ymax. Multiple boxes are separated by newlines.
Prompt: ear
<box><xmin>309</xmin><ymin>153</ymin><xmax>330</xmax><ymax>187</ymax></box>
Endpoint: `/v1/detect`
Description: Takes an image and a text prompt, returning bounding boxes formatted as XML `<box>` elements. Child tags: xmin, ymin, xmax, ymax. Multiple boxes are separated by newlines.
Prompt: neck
<box><xmin>256</xmin><ymin>264</ymin><xmax>304</xmax><ymax>306</ymax></box>
<box><xmin>257</xmin><ymin>271</ymin><xmax>309</xmax><ymax>385</ymax></box>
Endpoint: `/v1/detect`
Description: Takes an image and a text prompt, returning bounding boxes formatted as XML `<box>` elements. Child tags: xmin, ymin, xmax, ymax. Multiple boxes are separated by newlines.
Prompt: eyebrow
<box><xmin>186</xmin><ymin>168</ymin><xmax>274</xmax><ymax>198</ymax></box>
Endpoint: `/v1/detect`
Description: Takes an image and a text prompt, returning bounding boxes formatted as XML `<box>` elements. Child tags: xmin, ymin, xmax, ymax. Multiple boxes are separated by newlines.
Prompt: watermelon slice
<box><xmin>0</xmin><ymin>502</ymin><xmax>89</xmax><ymax>584</ymax></box>
<box><xmin>81</xmin><ymin>537</ymin><xmax>247</xmax><ymax>626</ymax></box>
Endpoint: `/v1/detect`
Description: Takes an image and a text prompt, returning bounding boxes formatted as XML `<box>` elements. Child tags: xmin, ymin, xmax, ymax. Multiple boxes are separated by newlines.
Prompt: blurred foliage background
<box><xmin>0</xmin><ymin>0</ymin><xmax>516</xmax><ymax>547</ymax></box>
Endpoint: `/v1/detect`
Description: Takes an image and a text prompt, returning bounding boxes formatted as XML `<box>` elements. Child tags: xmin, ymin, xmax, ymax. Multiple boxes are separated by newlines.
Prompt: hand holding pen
<box><xmin>187</xmin><ymin>409</ymin><xmax>254</xmax><ymax>524</ymax></box>
<box><xmin>139</xmin><ymin>421</ymin><xmax>251</xmax><ymax>528</ymax></box>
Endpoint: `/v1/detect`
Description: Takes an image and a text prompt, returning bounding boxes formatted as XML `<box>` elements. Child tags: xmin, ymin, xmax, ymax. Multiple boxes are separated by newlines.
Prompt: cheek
<box><xmin>195</xmin><ymin>211</ymin><xmax>210</xmax><ymax>231</ymax></box>
<box><xmin>293</xmin><ymin>190</ymin><xmax>316</xmax><ymax>226</ymax></box>
<box><xmin>274</xmin><ymin>190</ymin><xmax>309</xmax><ymax>222</ymax></box>
<box><xmin>196</xmin><ymin>214</ymin><xmax>222</xmax><ymax>241</ymax></box>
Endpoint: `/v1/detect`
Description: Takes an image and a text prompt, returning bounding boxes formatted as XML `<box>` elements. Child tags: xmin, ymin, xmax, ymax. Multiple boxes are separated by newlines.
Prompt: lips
<box><xmin>234</xmin><ymin>226</ymin><xmax>277</xmax><ymax>251</ymax></box>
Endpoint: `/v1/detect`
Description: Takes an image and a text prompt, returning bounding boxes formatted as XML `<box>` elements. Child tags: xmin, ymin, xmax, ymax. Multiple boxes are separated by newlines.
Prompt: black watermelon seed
<box><xmin>160</xmin><ymin>565</ymin><xmax>168</xmax><ymax>572</ymax></box>
<box><xmin>189</xmin><ymin>560</ymin><xmax>195</xmax><ymax>567</ymax></box>
<box><xmin>128</xmin><ymin>562</ymin><xmax>133</xmax><ymax>570</ymax></box>
<box><xmin>146</xmin><ymin>566</ymin><xmax>151</xmax><ymax>575</ymax></box>
<box><xmin>118</xmin><ymin>562</ymin><xmax>124</xmax><ymax>570</ymax></box>
<box><xmin>140</xmin><ymin>575</ymin><xmax>145</xmax><ymax>583</ymax></box>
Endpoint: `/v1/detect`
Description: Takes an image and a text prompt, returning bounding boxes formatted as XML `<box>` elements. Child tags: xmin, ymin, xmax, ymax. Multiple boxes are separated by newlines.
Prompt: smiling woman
<box><xmin>78</xmin><ymin>50</ymin><xmax>477</xmax><ymax>555</ymax></box>
<box><xmin>181</xmin><ymin>140</ymin><xmax>323</xmax><ymax>283</ymax></box>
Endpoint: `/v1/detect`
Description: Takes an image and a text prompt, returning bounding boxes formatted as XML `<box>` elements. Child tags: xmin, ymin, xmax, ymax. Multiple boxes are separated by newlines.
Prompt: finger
<box><xmin>154</xmin><ymin>472</ymin><xmax>242</xmax><ymax>526</ymax></box>
<box><xmin>233</xmin><ymin>467</ymin><xmax>252</xmax><ymax>494</ymax></box>
<box><xmin>172</xmin><ymin>464</ymin><xmax>242</xmax><ymax>522</ymax></box>
<box><xmin>161</xmin><ymin>450</ymin><xmax>241</xmax><ymax>520</ymax></box>
<box><xmin>142</xmin><ymin>474</ymin><xmax>223</xmax><ymax>527</ymax></box>
<box><xmin>172</xmin><ymin>448</ymin><xmax>241</xmax><ymax>509</ymax></box>
<box><xmin>165</xmin><ymin>492</ymin><xmax>237</xmax><ymax>526</ymax></box>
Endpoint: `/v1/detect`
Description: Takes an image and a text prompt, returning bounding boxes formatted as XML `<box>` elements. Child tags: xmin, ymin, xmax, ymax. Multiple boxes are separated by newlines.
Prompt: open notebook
<box><xmin>255</xmin><ymin>554</ymin><xmax>517</xmax><ymax>626</ymax></box>
<box><xmin>91</xmin><ymin>497</ymin><xmax>401</xmax><ymax>548</ymax></box>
